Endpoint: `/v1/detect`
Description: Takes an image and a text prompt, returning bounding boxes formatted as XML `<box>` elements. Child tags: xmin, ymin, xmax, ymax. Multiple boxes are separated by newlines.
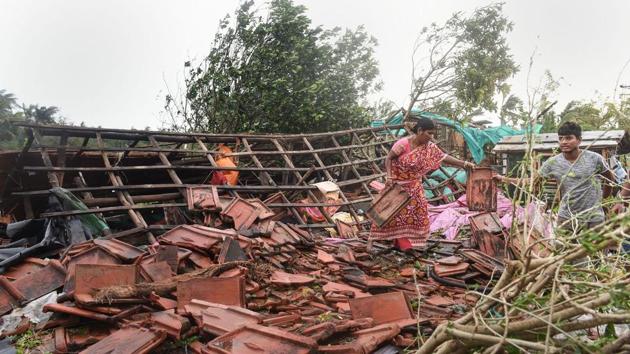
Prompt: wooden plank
<box><xmin>39</xmin><ymin>198</ymin><xmax>373</xmax><ymax>218</ymax></box>
<box><xmin>351</xmin><ymin>132</ymin><xmax>383</xmax><ymax>174</ymax></box>
<box><xmin>32</xmin><ymin>128</ymin><xmax>60</xmax><ymax>188</ymax></box>
<box><xmin>56</xmin><ymin>134</ymin><xmax>68</xmax><ymax>186</ymax></box>
<box><xmin>16</xmin><ymin>121</ymin><xmax>406</xmax><ymax>141</ymax></box>
<box><xmin>331</xmin><ymin>136</ymin><xmax>372</xmax><ymax>200</ymax></box>
<box><xmin>241</xmin><ymin>138</ymin><xmax>306</xmax><ymax>225</ymax></box>
<box><xmin>95</xmin><ymin>133</ymin><xmax>155</xmax><ymax>242</ymax></box>
<box><xmin>301</xmin><ymin>136</ymin><xmax>361</xmax><ymax>225</ymax></box>
<box><xmin>193</xmin><ymin>136</ymin><xmax>238</xmax><ymax>198</ymax></box>
<box><xmin>271</xmin><ymin>138</ymin><xmax>334</xmax><ymax>224</ymax></box>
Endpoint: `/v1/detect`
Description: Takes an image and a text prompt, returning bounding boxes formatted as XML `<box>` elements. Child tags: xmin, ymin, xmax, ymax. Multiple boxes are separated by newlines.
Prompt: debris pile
<box><xmin>5</xmin><ymin>123</ymin><xmax>621</xmax><ymax>353</ymax></box>
<box><xmin>0</xmin><ymin>188</ymin><xmax>506</xmax><ymax>353</ymax></box>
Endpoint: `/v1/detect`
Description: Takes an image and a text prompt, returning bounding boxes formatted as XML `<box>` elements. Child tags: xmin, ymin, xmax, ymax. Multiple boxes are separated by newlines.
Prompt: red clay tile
<box><xmin>248</xmin><ymin>198</ymin><xmax>276</xmax><ymax>220</ymax></box>
<box><xmin>217</xmin><ymin>238</ymin><xmax>248</xmax><ymax>264</ymax></box>
<box><xmin>335</xmin><ymin>219</ymin><xmax>356</xmax><ymax>239</ymax></box>
<box><xmin>199</xmin><ymin>302</ymin><xmax>263</xmax><ymax>336</ymax></box>
<box><xmin>54</xmin><ymin>325</ymin><xmax>112</xmax><ymax>353</ymax></box>
<box><xmin>425</xmin><ymin>295</ymin><xmax>455</xmax><ymax>307</ymax></box>
<box><xmin>460</xmin><ymin>248</ymin><xmax>505</xmax><ymax>276</ymax></box>
<box><xmin>322</xmin><ymin>281</ymin><xmax>369</xmax><ymax>298</ymax></box>
<box><xmin>139</xmin><ymin>261</ymin><xmax>174</xmax><ymax>282</ymax></box>
<box><xmin>149</xmin><ymin>292</ymin><xmax>178</xmax><ymax>311</ymax></box>
<box><xmin>255</xmin><ymin>218</ymin><xmax>276</xmax><ymax>236</ymax></box>
<box><xmin>221</xmin><ymin>198</ymin><xmax>261</xmax><ymax>230</ymax></box>
<box><xmin>78</xmin><ymin>325</ymin><xmax>166</xmax><ymax>354</ymax></box>
<box><xmin>204</xmin><ymin>324</ymin><xmax>316</xmax><ymax>354</ymax></box>
<box><xmin>155</xmin><ymin>244</ymin><xmax>180</xmax><ymax>272</ymax></box>
<box><xmin>436</xmin><ymin>255</ymin><xmax>463</xmax><ymax>265</ymax></box>
<box><xmin>469</xmin><ymin>212</ymin><xmax>508</xmax><ymax>258</ymax></box>
<box><xmin>151</xmin><ymin>310</ymin><xmax>191</xmax><ymax>339</ymax></box>
<box><xmin>177</xmin><ymin>276</ymin><xmax>245</xmax><ymax>313</ymax></box>
<box><xmin>2</xmin><ymin>257</ymin><xmax>48</xmax><ymax>281</ymax></box>
<box><xmin>160</xmin><ymin>225</ymin><xmax>234</xmax><ymax>252</ymax></box>
<box><xmin>349</xmin><ymin>292</ymin><xmax>413</xmax><ymax>325</ymax></box>
<box><xmin>466</xmin><ymin>167</ymin><xmax>497</xmax><ymax>211</ymax></box>
<box><xmin>399</xmin><ymin>267</ymin><xmax>416</xmax><ymax>277</ymax></box>
<box><xmin>93</xmin><ymin>238</ymin><xmax>145</xmax><ymax>262</ymax></box>
<box><xmin>272</xmin><ymin>222</ymin><xmax>303</xmax><ymax>244</ymax></box>
<box><xmin>318</xmin><ymin>323</ymin><xmax>400</xmax><ymax>354</ymax></box>
<box><xmin>366</xmin><ymin>184</ymin><xmax>411</xmax><ymax>227</ymax></box>
<box><xmin>187</xmin><ymin>186</ymin><xmax>221</xmax><ymax>211</ymax></box>
<box><xmin>317</xmin><ymin>249</ymin><xmax>335</xmax><ymax>264</ymax></box>
<box><xmin>0</xmin><ymin>259</ymin><xmax>66</xmax><ymax>315</ymax></box>
<box><xmin>63</xmin><ymin>246</ymin><xmax>121</xmax><ymax>294</ymax></box>
<box><xmin>261</xmin><ymin>313</ymin><xmax>301</xmax><ymax>326</ymax></box>
<box><xmin>433</xmin><ymin>262</ymin><xmax>469</xmax><ymax>277</ymax></box>
<box><xmin>43</xmin><ymin>303</ymin><xmax>113</xmax><ymax>322</ymax></box>
<box><xmin>74</xmin><ymin>264</ymin><xmax>137</xmax><ymax>305</ymax></box>
<box><xmin>270</xmin><ymin>271</ymin><xmax>315</xmax><ymax>286</ymax></box>
<box><xmin>187</xmin><ymin>250</ymin><xmax>215</xmax><ymax>269</ymax></box>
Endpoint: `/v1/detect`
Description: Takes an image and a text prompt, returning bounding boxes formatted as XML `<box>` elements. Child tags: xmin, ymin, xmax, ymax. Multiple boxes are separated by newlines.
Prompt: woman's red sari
<box><xmin>370</xmin><ymin>138</ymin><xmax>445</xmax><ymax>249</ymax></box>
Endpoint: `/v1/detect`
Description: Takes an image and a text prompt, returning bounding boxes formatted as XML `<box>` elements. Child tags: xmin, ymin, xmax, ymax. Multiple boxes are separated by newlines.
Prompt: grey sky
<box><xmin>1</xmin><ymin>0</ymin><xmax>629</xmax><ymax>129</ymax></box>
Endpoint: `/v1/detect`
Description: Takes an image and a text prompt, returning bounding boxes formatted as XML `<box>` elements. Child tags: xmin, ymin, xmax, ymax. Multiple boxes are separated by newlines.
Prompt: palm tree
<box><xmin>0</xmin><ymin>89</ymin><xmax>18</xmax><ymax>118</ymax></box>
<box><xmin>22</xmin><ymin>104</ymin><xmax>59</xmax><ymax>124</ymax></box>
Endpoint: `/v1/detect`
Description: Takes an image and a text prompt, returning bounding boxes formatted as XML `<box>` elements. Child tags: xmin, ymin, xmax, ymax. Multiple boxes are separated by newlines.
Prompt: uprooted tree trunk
<box><xmin>94</xmin><ymin>261</ymin><xmax>248</xmax><ymax>303</ymax></box>
<box><xmin>417</xmin><ymin>216</ymin><xmax>630</xmax><ymax>354</ymax></box>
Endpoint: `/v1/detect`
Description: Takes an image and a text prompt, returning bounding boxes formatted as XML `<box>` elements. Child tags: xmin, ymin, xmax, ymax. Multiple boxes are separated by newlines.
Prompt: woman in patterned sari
<box><xmin>371</xmin><ymin>118</ymin><xmax>475</xmax><ymax>250</ymax></box>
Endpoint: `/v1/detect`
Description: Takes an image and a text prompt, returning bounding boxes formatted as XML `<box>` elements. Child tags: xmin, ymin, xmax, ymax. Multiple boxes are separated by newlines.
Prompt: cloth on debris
<box><xmin>325</xmin><ymin>212</ymin><xmax>363</xmax><ymax>237</ymax></box>
<box><xmin>429</xmin><ymin>167</ymin><xmax>467</xmax><ymax>185</ymax></box>
<box><xmin>428</xmin><ymin>193</ymin><xmax>517</xmax><ymax>239</ymax></box>
<box><xmin>371</xmin><ymin>109</ymin><xmax>542</xmax><ymax>163</ymax></box>
<box><xmin>429</xmin><ymin>193</ymin><xmax>556</xmax><ymax>241</ymax></box>
<box><xmin>215</xmin><ymin>144</ymin><xmax>239</xmax><ymax>186</ymax></box>
<box><xmin>0</xmin><ymin>190</ymin><xmax>105</xmax><ymax>271</ymax></box>
<box><xmin>370</xmin><ymin>139</ymin><xmax>445</xmax><ymax>247</ymax></box>
<box><xmin>50</xmin><ymin>187</ymin><xmax>109</xmax><ymax>235</ymax></box>
<box><xmin>0</xmin><ymin>292</ymin><xmax>57</xmax><ymax>335</ymax></box>
<box><xmin>298</xmin><ymin>198</ymin><xmax>340</xmax><ymax>223</ymax></box>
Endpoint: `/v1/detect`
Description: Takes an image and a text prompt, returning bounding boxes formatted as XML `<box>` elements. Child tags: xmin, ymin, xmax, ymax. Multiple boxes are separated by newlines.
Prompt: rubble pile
<box><xmin>0</xmin><ymin>123</ymin><xmax>565</xmax><ymax>353</ymax></box>
<box><xmin>0</xmin><ymin>188</ymin><xmax>505</xmax><ymax>353</ymax></box>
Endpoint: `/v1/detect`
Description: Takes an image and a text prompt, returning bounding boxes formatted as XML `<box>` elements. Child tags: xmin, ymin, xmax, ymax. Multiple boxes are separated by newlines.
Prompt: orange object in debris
<box><xmin>215</xmin><ymin>144</ymin><xmax>239</xmax><ymax>186</ymax></box>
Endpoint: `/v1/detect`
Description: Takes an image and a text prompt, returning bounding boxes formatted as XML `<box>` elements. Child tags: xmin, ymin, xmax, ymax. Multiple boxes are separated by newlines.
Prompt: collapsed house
<box><xmin>0</xmin><ymin>122</ymin><xmax>617</xmax><ymax>353</ymax></box>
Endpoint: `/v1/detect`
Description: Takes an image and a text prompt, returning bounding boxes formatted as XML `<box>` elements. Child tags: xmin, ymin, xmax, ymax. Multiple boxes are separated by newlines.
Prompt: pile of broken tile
<box><xmin>0</xmin><ymin>193</ymin><xmax>505</xmax><ymax>354</ymax></box>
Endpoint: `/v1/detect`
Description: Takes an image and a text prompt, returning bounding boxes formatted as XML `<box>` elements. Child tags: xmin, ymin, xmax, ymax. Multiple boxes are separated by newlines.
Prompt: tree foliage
<box><xmin>408</xmin><ymin>3</ymin><xmax>518</xmax><ymax>120</ymax></box>
<box><xmin>166</xmin><ymin>0</ymin><xmax>381</xmax><ymax>134</ymax></box>
<box><xmin>0</xmin><ymin>89</ymin><xmax>63</xmax><ymax>149</ymax></box>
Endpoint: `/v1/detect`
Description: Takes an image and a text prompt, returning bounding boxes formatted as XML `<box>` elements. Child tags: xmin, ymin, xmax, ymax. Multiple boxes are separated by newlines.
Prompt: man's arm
<box><xmin>494</xmin><ymin>174</ymin><xmax>536</xmax><ymax>186</ymax></box>
<box><xmin>602</xmin><ymin>169</ymin><xmax>615</xmax><ymax>199</ymax></box>
<box><xmin>611</xmin><ymin>180</ymin><xmax>630</xmax><ymax>214</ymax></box>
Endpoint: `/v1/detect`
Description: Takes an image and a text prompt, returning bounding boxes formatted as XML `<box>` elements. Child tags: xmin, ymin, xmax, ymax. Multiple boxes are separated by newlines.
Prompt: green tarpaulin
<box><xmin>371</xmin><ymin>109</ymin><xmax>541</xmax><ymax>163</ymax></box>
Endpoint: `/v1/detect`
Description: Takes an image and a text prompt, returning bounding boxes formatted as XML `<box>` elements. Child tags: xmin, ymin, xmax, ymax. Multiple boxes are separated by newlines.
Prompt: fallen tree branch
<box><xmin>94</xmin><ymin>261</ymin><xmax>248</xmax><ymax>302</ymax></box>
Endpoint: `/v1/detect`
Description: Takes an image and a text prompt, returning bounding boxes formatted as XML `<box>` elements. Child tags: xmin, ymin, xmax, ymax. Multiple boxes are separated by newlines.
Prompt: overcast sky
<box><xmin>1</xmin><ymin>0</ymin><xmax>629</xmax><ymax>129</ymax></box>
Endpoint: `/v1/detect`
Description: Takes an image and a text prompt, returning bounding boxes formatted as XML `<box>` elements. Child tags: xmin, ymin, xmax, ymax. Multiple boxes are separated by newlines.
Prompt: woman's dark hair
<box><xmin>411</xmin><ymin>118</ymin><xmax>436</xmax><ymax>134</ymax></box>
<box><xmin>557</xmin><ymin>121</ymin><xmax>582</xmax><ymax>139</ymax></box>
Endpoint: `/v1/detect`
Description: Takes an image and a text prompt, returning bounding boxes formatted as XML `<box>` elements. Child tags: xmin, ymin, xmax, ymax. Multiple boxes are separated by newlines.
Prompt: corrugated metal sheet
<box><xmin>493</xmin><ymin>130</ymin><xmax>630</xmax><ymax>153</ymax></box>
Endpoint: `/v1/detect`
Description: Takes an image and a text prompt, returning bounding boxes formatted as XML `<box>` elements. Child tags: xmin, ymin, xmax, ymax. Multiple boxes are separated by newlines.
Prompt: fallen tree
<box><xmin>417</xmin><ymin>162</ymin><xmax>630</xmax><ymax>353</ymax></box>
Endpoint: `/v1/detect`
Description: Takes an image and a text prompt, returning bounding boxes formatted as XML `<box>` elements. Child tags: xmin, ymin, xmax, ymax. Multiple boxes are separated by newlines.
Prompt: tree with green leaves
<box><xmin>556</xmin><ymin>99</ymin><xmax>630</xmax><ymax>132</ymax></box>
<box><xmin>407</xmin><ymin>3</ymin><xmax>518</xmax><ymax>121</ymax></box>
<box><xmin>0</xmin><ymin>90</ymin><xmax>25</xmax><ymax>148</ymax></box>
<box><xmin>0</xmin><ymin>89</ymin><xmax>63</xmax><ymax>149</ymax></box>
<box><xmin>166</xmin><ymin>0</ymin><xmax>381</xmax><ymax>134</ymax></box>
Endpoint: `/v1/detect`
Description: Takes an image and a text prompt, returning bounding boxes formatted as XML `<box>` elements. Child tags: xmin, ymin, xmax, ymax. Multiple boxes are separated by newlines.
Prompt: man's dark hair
<box><xmin>411</xmin><ymin>117</ymin><xmax>436</xmax><ymax>133</ymax></box>
<box><xmin>557</xmin><ymin>121</ymin><xmax>582</xmax><ymax>139</ymax></box>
